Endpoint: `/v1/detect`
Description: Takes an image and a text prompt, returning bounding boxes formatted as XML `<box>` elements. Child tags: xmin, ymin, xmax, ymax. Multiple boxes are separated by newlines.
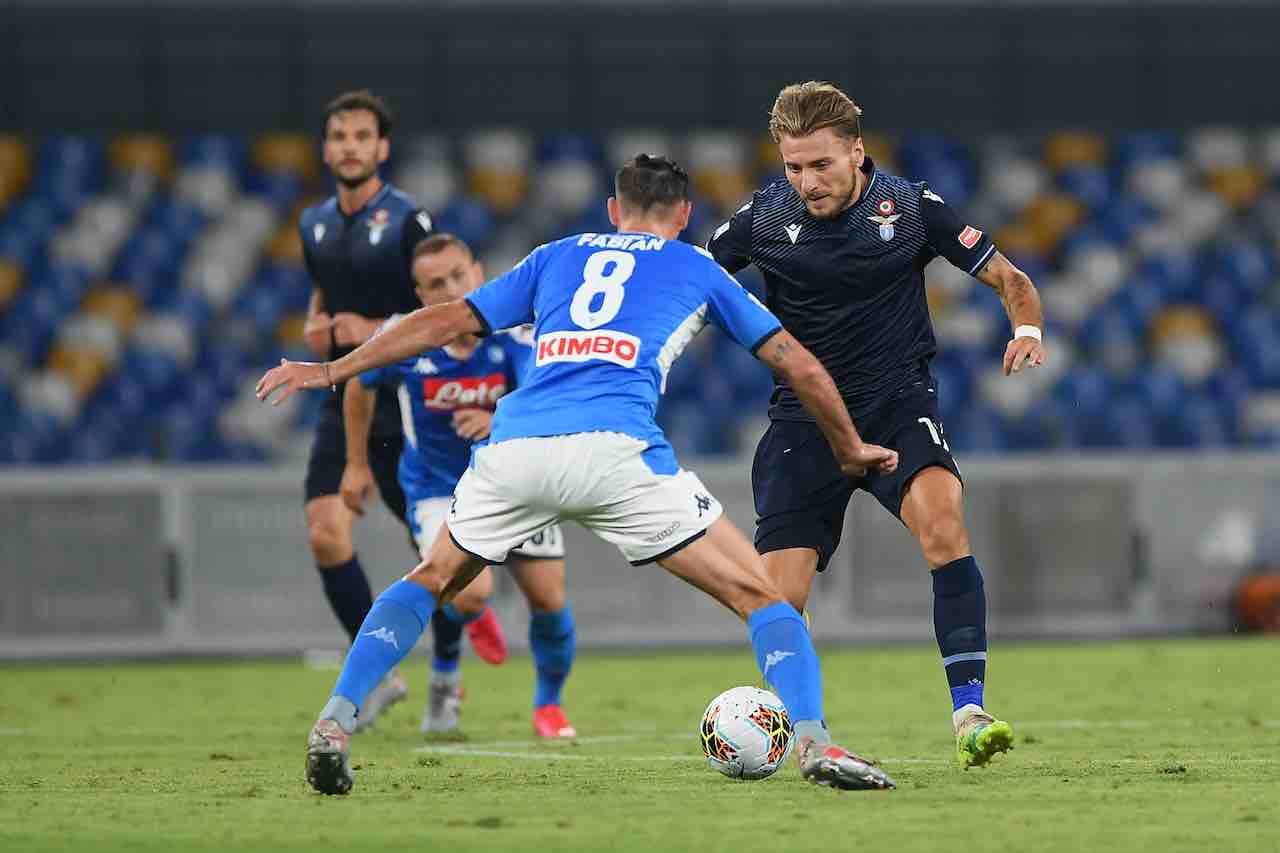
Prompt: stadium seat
<box><xmin>252</xmin><ymin>133</ymin><xmax>319</xmax><ymax>181</ymax></box>
<box><xmin>0</xmin><ymin>134</ymin><xmax>33</xmax><ymax>211</ymax></box>
<box><xmin>464</xmin><ymin>128</ymin><xmax>531</xmax><ymax>216</ymax></box>
<box><xmin>0</xmin><ymin>258</ymin><xmax>23</xmax><ymax>313</ymax></box>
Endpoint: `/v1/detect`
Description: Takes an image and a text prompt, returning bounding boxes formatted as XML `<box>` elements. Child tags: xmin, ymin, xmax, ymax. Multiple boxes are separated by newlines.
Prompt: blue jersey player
<box><xmin>709</xmin><ymin>82</ymin><xmax>1048</xmax><ymax>768</ymax></box>
<box><xmin>339</xmin><ymin>233</ymin><xmax>578</xmax><ymax>739</ymax></box>
<box><xmin>260</xmin><ymin>155</ymin><xmax>902</xmax><ymax>796</ymax></box>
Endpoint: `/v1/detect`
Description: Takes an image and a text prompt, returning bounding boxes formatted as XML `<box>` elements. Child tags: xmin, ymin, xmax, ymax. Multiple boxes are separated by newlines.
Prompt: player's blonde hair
<box><xmin>768</xmin><ymin>81</ymin><xmax>863</xmax><ymax>143</ymax></box>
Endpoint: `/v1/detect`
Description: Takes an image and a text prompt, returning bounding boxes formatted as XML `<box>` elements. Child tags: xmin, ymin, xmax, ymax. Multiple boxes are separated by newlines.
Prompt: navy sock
<box><xmin>332</xmin><ymin>579</ymin><xmax>435</xmax><ymax>712</ymax></box>
<box><xmin>747</xmin><ymin>602</ymin><xmax>824</xmax><ymax>725</ymax></box>
<box><xmin>430</xmin><ymin>609</ymin><xmax>464</xmax><ymax>674</ymax></box>
<box><xmin>318</xmin><ymin>555</ymin><xmax>374</xmax><ymax>643</ymax></box>
<box><xmin>529</xmin><ymin>607</ymin><xmax>576</xmax><ymax>707</ymax></box>
<box><xmin>932</xmin><ymin>555</ymin><xmax>987</xmax><ymax>711</ymax></box>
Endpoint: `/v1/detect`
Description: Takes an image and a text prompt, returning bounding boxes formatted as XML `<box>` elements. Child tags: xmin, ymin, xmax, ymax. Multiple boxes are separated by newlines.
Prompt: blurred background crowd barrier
<box><xmin>2</xmin><ymin>455</ymin><xmax>1277</xmax><ymax>658</ymax></box>
<box><xmin>2</xmin><ymin>0</ymin><xmax>1279</xmax><ymax>652</ymax></box>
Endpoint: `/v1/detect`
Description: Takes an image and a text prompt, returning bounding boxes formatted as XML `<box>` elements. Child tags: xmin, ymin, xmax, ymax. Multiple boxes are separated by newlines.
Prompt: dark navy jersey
<box><xmin>299</xmin><ymin>182</ymin><xmax>433</xmax><ymax>435</ymax></box>
<box><xmin>708</xmin><ymin>157</ymin><xmax>997</xmax><ymax>421</ymax></box>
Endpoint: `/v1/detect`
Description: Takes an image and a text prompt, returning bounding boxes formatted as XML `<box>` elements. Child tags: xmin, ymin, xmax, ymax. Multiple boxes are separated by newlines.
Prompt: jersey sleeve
<box><xmin>919</xmin><ymin>185</ymin><xmax>998</xmax><ymax>276</ymax></box>
<box><xmin>464</xmin><ymin>244</ymin><xmax>548</xmax><ymax>335</ymax></box>
<box><xmin>699</xmin><ymin>251</ymin><xmax>783</xmax><ymax>354</ymax></box>
<box><xmin>499</xmin><ymin>326</ymin><xmax>536</xmax><ymax>387</ymax></box>
<box><xmin>706</xmin><ymin>199</ymin><xmax>755</xmax><ymax>274</ymax></box>
<box><xmin>399</xmin><ymin>208</ymin><xmax>435</xmax><ymax>273</ymax></box>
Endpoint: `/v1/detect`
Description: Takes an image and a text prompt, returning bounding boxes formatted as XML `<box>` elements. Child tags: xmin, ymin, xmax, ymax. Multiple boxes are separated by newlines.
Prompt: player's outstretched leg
<box><xmin>659</xmin><ymin>518</ymin><xmax>895</xmax><ymax>791</ymax></box>
<box><xmin>306</xmin><ymin>537</ymin><xmax>487</xmax><ymax>795</ymax></box>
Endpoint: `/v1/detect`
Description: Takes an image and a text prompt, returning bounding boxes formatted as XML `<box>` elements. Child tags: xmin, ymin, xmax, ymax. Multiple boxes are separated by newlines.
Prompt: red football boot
<box><xmin>533</xmin><ymin>704</ymin><xmax>577</xmax><ymax>738</ymax></box>
<box><xmin>465</xmin><ymin>606</ymin><xmax>508</xmax><ymax>665</ymax></box>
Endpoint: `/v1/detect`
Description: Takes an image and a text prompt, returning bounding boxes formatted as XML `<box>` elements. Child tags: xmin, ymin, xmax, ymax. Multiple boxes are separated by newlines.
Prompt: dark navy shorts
<box><xmin>751</xmin><ymin>382</ymin><xmax>962</xmax><ymax>572</ymax></box>
<box><xmin>304</xmin><ymin>406</ymin><xmax>408</xmax><ymax>525</ymax></box>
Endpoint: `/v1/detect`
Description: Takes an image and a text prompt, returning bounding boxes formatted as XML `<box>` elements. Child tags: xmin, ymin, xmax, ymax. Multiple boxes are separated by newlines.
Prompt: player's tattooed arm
<box><xmin>976</xmin><ymin>252</ymin><xmax>1048</xmax><ymax>376</ymax></box>
<box><xmin>339</xmin><ymin>380</ymin><xmax>376</xmax><ymax>515</ymax></box>
<box><xmin>755</xmin><ymin>330</ymin><xmax>898</xmax><ymax>478</ymax></box>
<box><xmin>256</xmin><ymin>300</ymin><xmax>482</xmax><ymax>404</ymax></box>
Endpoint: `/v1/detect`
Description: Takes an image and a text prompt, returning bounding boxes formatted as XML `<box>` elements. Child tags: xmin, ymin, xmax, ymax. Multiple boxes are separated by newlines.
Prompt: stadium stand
<box><xmin>1</xmin><ymin>128</ymin><xmax>1278</xmax><ymax>463</ymax></box>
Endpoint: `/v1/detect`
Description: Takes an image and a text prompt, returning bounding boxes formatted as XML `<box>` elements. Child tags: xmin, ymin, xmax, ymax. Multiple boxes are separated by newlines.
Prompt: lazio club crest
<box><xmin>369</xmin><ymin>209</ymin><xmax>390</xmax><ymax>245</ymax></box>
<box><xmin>867</xmin><ymin>197</ymin><xmax>902</xmax><ymax>241</ymax></box>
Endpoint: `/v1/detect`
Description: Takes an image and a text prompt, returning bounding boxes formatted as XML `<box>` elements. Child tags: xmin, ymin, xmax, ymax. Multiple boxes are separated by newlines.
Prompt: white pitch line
<box><xmin>0</xmin><ymin>729</ymin><xmax>24</xmax><ymax>736</ymax></box>
<box><xmin>411</xmin><ymin>745</ymin><xmax>1280</xmax><ymax>767</ymax></box>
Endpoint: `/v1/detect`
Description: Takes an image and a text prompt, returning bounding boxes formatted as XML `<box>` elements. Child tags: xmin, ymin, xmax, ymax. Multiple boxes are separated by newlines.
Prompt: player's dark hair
<box><xmin>322</xmin><ymin>90</ymin><xmax>394</xmax><ymax>139</ymax></box>
<box><xmin>614</xmin><ymin>154</ymin><xmax>690</xmax><ymax>213</ymax></box>
<box><xmin>412</xmin><ymin>233</ymin><xmax>473</xmax><ymax>262</ymax></box>
<box><xmin>769</xmin><ymin>81</ymin><xmax>863</xmax><ymax>143</ymax></box>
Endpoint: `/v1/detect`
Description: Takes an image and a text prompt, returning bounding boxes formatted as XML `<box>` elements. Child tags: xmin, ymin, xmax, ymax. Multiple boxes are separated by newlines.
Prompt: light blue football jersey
<box><xmin>359</xmin><ymin>330</ymin><xmax>530</xmax><ymax>498</ymax></box>
<box><xmin>465</xmin><ymin>232</ymin><xmax>782</xmax><ymax>473</ymax></box>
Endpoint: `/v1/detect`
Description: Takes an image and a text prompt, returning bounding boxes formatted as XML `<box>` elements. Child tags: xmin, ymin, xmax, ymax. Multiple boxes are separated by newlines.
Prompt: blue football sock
<box><xmin>317</xmin><ymin>555</ymin><xmax>374</xmax><ymax>643</ymax></box>
<box><xmin>430</xmin><ymin>609</ymin><xmax>464</xmax><ymax>674</ymax></box>
<box><xmin>529</xmin><ymin>607</ymin><xmax>576</xmax><ymax>707</ymax></box>
<box><xmin>747</xmin><ymin>602</ymin><xmax>824</xmax><ymax>725</ymax></box>
<box><xmin>932</xmin><ymin>555</ymin><xmax>988</xmax><ymax>711</ymax></box>
<box><xmin>332</xmin><ymin>579</ymin><xmax>435</xmax><ymax>712</ymax></box>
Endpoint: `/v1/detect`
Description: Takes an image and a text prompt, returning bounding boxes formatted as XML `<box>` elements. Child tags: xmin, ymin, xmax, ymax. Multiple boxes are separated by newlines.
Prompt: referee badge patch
<box><xmin>958</xmin><ymin>226</ymin><xmax>983</xmax><ymax>249</ymax></box>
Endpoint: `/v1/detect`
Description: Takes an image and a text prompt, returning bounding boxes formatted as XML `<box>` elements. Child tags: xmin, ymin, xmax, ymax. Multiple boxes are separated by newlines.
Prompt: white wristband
<box><xmin>1013</xmin><ymin>325</ymin><xmax>1042</xmax><ymax>342</ymax></box>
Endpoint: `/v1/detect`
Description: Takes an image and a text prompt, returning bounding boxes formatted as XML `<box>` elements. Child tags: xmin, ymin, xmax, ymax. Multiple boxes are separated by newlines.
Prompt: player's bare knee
<box><xmin>405</xmin><ymin>560</ymin><xmax>450</xmax><ymax>597</ymax></box>
<box><xmin>308</xmin><ymin>518</ymin><xmax>352</xmax><ymax>566</ymax></box>
<box><xmin>917</xmin><ymin>514</ymin><xmax>970</xmax><ymax>567</ymax></box>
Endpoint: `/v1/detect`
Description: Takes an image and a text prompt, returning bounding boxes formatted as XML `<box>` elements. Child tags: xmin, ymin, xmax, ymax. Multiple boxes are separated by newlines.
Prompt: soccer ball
<box><xmin>699</xmin><ymin>686</ymin><xmax>794</xmax><ymax>780</ymax></box>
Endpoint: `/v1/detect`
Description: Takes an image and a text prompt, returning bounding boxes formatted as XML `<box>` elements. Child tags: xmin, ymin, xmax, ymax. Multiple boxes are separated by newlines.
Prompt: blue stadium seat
<box><xmin>436</xmin><ymin>197</ymin><xmax>498</xmax><ymax>252</ymax></box>
<box><xmin>1078</xmin><ymin>397</ymin><xmax>1156</xmax><ymax>449</ymax></box>
<box><xmin>945</xmin><ymin>402</ymin><xmax>1009</xmax><ymax>452</ymax></box>
<box><xmin>1113</xmin><ymin>132</ymin><xmax>1180</xmax><ymax>171</ymax></box>
<box><xmin>1159</xmin><ymin>393</ymin><xmax>1232</xmax><ymax>448</ymax></box>
<box><xmin>1057</xmin><ymin>164</ymin><xmax>1114</xmax><ymax>212</ymax></box>
<box><xmin>180</xmin><ymin>134</ymin><xmax>247</xmax><ymax>173</ymax></box>
<box><xmin>1096</xmin><ymin>195</ymin><xmax>1156</xmax><ymax>244</ymax></box>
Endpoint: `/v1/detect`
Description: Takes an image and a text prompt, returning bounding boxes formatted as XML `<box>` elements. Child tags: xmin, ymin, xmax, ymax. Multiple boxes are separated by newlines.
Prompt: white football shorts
<box><xmin>410</xmin><ymin>496</ymin><xmax>565</xmax><ymax>561</ymax></box>
<box><xmin>448</xmin><ymin>432</ymin><xmax>723</xmax><ymax>565</ymax></box>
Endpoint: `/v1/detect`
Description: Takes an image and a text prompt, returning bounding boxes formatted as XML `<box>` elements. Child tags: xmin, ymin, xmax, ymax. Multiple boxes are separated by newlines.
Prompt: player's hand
<box><xmin>255</xmin><ymin>359</ymin><xmax>329</xmax><ymax>405</ymax></box>
<box><xmin>332</xmin><ymin>313</ymin><xmax>379</xmax><ymax>347</ymax></box>
<box><xmin>452</xmin><ymin>409</ymin><xmax>493</xmax><ymax>441</ymax></box>
<box><xmin>339</xmin><ymin>463</ymin><xmax>374</xmax><ymax>516</ymax></box>
<box><xmin>839</xmin><ymin>442</ymin><xmax>899</xmax><ymax>478</ymax></box>
<box><xmin>303</xmin><ymin>312</ymin><xmax>335</xmax><ymax>355</ymax></box>
<box><xmin>1004</xmin><ymin>336</ymin><xmax>1046</xmax><ymax>376</ymax></box>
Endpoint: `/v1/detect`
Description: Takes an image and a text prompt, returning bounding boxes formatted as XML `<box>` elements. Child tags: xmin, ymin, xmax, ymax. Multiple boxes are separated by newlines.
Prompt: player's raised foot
<box><xmin>465</xmin><ymin>606</ymin><xmax>508</xmax><ymax>665</ymax></box>
<box><xmin>953</xmin><ymin>704</ymin><xmax>1014</xmax><ymax>769</ymax></box>
<box><xmin>306</xmin><ymin>718</ymin><xmax>353</xmax><ymax>795</ymax></box>
<box><xmin>352</xmin><ymin>671</ymin><xmax>408</xmax><ymax>733</ymax></box>
<box><xmin>533</xmin><ymin>704</ymin><xmax>577</xmax><ymax>738</ymax></box>
<box><xmin>420</xmin><ymin>679</ymin><xmax>464</xmax><ymax>734</ymax></box>
<box><xmin>797</xmin><ymin>737</ymin><xmax>896</xmax><ymax>791</ymax></box>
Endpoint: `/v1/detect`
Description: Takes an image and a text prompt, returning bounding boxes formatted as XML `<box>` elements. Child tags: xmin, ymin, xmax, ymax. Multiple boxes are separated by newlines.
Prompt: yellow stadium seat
<box><xmin>860</xmin><ymin>132</ymin><xmax>898</xmax><ymax>175</ymax></box>
<box><xmin>1024</xmin><ymin>193</ymin><xmax>1087</xmax><ymax>252</ymax></box>
<box><xmin>1207</xmin><ymin>165</ymin><xmax>1266</xmax><ymax>210</ymax></box>
<box><xmin>467</xmin><ymin>169</ymin><xmax>528</xmax><ymax>216</ymax></box>
<box><xmin>109</xmin><ymin>134</ymin><xmax>175</xmax><ymax>180</ymax></box>
<box><xmin>1044</xmin><ymin>131</ymin><xmax>1107</xmax><ymax>173</ymax></box>
<box><xmin>0</xmin><ymin>259</ymin><xmax>23</xmax><ymax>312</ymax></box>
<box><xmin>267</xmin><ymin>225</ymin><xmax>305</xmax><ymax>265</ymax></box>
<box><xmin>48</xmin><ymin>345</ymin><xmax>112</xmax><ymax>399</ymax></box>
<box><xmin>253</xmin><ymin>133</ymin><xmax>320</xmax><ymax>180</ymax></box>
<box><xmin>692</xmin><ymin>169</ymin><xmax>751</xmax><ymax>213</ymax></box>
<box><xmin>276</xmin><ymin>312</ymin><xmax>307</xmax><ymax>346</ymax></box>
<box><xmin>1150</xmin><ymin>305</ymin><xmax>1216</xmax><ymax>346</ymax></box>
<box><xmin>993</xmin><ymin>221</ymin><xmax>1047</xmax><ymax>258</ymax></box>
<box><xmin>82</xmin><ymin>288</ymin><xmax>144</xmax><ymax>334</ymax></box>
<box><xmin>0</xmin><ymin>134</ymin><xmax>33</xmax><ymax>210</ymax></box>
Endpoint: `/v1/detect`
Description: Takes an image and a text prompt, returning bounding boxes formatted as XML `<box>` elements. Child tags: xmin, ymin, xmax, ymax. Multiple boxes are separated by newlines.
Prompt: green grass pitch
<box><xmin>1</xmin><ymin>638</ymin><xmax>1277</xmax><ymax>852</ymax></box>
